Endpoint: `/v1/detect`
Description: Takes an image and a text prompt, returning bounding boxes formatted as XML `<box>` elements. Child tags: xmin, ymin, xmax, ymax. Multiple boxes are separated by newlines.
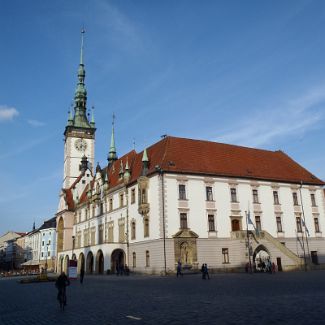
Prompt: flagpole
<box><xmin>299</xmin><ymin>181</ymin><xmax>310</xmax><ymax>263</ymax></box>
<box><xmin>245</xmin><ymin>210</ymin><xmax>252</xmax><ymax>274</ymax></box>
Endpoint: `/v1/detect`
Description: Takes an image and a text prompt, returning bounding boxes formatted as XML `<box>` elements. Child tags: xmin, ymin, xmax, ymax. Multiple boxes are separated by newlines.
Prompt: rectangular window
<box><xmin>119</xmin><ymin>222</ymin><xmax>125</xmax><ymax>243</ymax></box>
<box><xmin>108</xmin><ymin>223</ymin><xmax>114</xmax><ymax>242</ymax></box>
<box><xmin>179</xmin><ymin>184</ymin><xmax>186</xmax><ymax>200</ymax></box>
<box><xmin>144</xmin><ymin>217</ymin><xmax>149</xmax><ymax>237</ymax></box>
<box><xmin>222</xmin><ymin>248</ymin><xmax>229</xmax><ymax>264</ymax></box>
<box><xmin>119</xmin><ymin>193</ymin><xmax>124</xmax><ymax>207</ymax></box>
<box><xmin>208</xmin><ymin>214</ymin><xmax>215</xmax><ymax>231</ymax></box>
<box><xmin>230</xmin><ymin>188</ymin><xmax>237</xmax><ymax>202</ymax></box>
<box><xmin>42</xmin><ymin>241</ymin><xmax>44</xmax><ymax>246</ymax></box>
<box><xmin>132</xmin><ymin>252</ymin><xmax>136</xmax><ymax>268</ymax></box>
<box><xmin>131</xmin><ymin>188</ymin><xmax>136</xmax><ymax>204</ymax></box>
<box><xmin>206</xmin><ymin>186</ymin><xmax>213</xmax><ymax>201</ymax></box>
<box><xmin>141</xmin><ymin>189</ymin><xmax>147</xmax><ymax>204</ymax></box>
<box><xmin>255</xmin><ymin>216</ymin><xmax>261</xmax><ymax>231</ymax></box>
<box><xmin>83</xmin><ymin>229</ymin><xmax>89</xmax><ymax>247</ymax></box>
<box><xmin>273</xmin><ymin>191</ymin><xmax>279</xmax><ymax>205</ymax></box>
<box><xmin>109</xmin><ymin>198</ymin><xmax>113</xmax><ymax>211</ymax></box>
<box><xmin>276</xmin><ymin>217</ymin><xmax>282</xmax><ymax>232</ymax></box>
<box><xmin>314</xmin><ymin>218</ymin><xmax>320</xmax><ymax>233</ymax></box>
<box><xmin>98</xmin><ymin>225</ymin><xmax>104</xmax><ymax>244</ymax></box>
<box><xmin>180</xmin><ymin>213</ymin><xmax>188</xmax><ymax>229</ymax></box>
<box><xmin>293</xmin><ymin>192</ymin><xmax>299</xmax><ymax>206</ymax></box>
<box><xmin>91</xmin><ymin>227</ymin><xmax>96</xmax><ymax>245</ymax></box>
<box><xmin>311</xmin><ymin>194</ymin><xmax>317</xmax><ymax>207</ymax></box>
<box><xmin>252</xmin><ymin>189</ymin><xmax>259</xmax><ymax>204</ymax></box>
<box><xmin>296</xmin><ymin>217</ymin><xmax>302</xmax><ymax>233</ymax></box>
<box><xmin>131</xmin><ymin>221</ymin><xmax>136</xmax><ymax>240</ymax></box>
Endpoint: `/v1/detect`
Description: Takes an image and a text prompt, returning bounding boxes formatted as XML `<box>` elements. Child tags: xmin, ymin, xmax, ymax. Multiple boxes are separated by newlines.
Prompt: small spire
<box><xmin>90</xmin><ymin>106</ymin><xmax>95</xmax><ymax>128</ymax></box>
<box><xmin>107</xmin><ymin>113</ymin><xmax>118</xmax><ymax>164</ymax></box>
<box><xmin>119</xmin><ymin>160</ymin><xmax>124</xmax><ymax>178</ymax></box>
<box><xmin>124</xmin><ymin>158</ymin><xmax>131</xmax><ymax>182</ymax></box>
<box><xmin>141</xmin><ymin>148</ymin><xmax>149</xmax><ymax>176</ymax></box>
<box><xmin>142</xmin><ymin>148</ymin><xmax>149</xmax><ymax>162</ymax></box>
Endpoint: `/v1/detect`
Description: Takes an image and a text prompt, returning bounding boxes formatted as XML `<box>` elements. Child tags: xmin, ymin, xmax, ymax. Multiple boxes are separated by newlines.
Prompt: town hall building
<box><xmin>56</xmin><ymin>33</ymin><xmax>325</xmax><ymax>275</ymax></box>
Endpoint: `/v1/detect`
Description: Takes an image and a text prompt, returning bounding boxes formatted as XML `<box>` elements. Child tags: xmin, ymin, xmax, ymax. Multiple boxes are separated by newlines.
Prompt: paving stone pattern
<box><xmin>0</xmin><ymin>271</ymin><xmax>325</xmax><ymax>324</ymax></box>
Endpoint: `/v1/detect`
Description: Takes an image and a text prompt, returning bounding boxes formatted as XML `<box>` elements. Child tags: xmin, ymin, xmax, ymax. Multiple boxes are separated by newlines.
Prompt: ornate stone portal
<box><xmin>173</xmin><ymin>229</ymin><xmax>198</xmax><ymax>268</ymax></box>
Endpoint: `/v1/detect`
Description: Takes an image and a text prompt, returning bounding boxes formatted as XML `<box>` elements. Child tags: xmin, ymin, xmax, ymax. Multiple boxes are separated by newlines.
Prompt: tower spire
<box><xmin>68</xmin><ymin>28</ymin><xmax>92</xmax><ymax>129</ymax></box>
<box><xmin>107</xmin><ymin>113</ymin><xmax>118</xmax><ymax>164</ymax></box>
<box><xmin>80</xmin><ymin>28</ymin><xmax>85</xmax><ymax>65</ymax></box>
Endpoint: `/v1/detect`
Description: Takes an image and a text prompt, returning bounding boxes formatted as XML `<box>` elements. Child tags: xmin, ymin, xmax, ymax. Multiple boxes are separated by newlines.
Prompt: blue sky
<box><xmin>0</xmin><ymin>0</ymin><xmax>324</xmax><ymax>233</ymax></box>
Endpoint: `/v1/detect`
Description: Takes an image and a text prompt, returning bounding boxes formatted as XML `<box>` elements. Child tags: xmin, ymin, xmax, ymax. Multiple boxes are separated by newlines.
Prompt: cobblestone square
<box><xmin>1</xmin><ymin>271</ymin><xmax>325</xmax><ymax>324</ymax></box>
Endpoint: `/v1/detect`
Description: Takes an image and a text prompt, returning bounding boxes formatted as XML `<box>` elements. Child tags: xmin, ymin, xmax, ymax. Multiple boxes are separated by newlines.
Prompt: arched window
<box><xmin>145</xmin><ymin>250</ymin><xmax>150</xmax><ymax>267</ymax></box>
<box><xmin>131</xmin><ymin>221</ymin><xmax>136</xmax><ymax>240</ymax></box>
<box><xmin>132</xmin><ymin>252</ymin><xmax>136</xmax><ymax>268</ymax></box>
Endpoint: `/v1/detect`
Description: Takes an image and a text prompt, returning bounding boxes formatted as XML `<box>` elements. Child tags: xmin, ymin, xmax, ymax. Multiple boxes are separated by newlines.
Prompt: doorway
<box><xmin>111</xmin><ymin>249</ymin><xmax>125</xmax><ymax>274</ymax></box>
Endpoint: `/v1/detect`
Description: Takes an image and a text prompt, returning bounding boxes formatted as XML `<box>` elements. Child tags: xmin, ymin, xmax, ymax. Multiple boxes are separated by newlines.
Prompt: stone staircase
<box><xmin>261</xmin><ymin>231</ymin><xmax>302</xmax><ymax>265</ymax></box>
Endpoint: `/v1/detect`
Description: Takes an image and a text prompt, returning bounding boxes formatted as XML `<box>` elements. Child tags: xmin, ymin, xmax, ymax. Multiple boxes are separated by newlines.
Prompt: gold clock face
<box><xmin>74</xmin><ymin>138</ymin><xmax>87</xmax><ymax>152</ymax></box>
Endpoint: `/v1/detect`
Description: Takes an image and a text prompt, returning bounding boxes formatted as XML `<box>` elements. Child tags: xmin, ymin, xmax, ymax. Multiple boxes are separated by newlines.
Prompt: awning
<box><xmin>21</xmin><ymin>260</ymin><xmax>40</xmax><ymax>266</ymax></box>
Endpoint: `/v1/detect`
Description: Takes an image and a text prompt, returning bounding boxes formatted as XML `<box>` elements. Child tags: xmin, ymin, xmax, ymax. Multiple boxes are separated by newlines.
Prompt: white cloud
<box><xmin>217</xmin><ymin>86</ymin><xmax>325</xmax><ymax>148</ymax></box>
<box><xmin>27</xmin><ymin>119</ymin><xmax>45</xmax><ymax>127</ymax></box>
<box><xmin>0</xmin><ymin>106</ymin><xmax>19</xmax><ymax>121</ymax></box>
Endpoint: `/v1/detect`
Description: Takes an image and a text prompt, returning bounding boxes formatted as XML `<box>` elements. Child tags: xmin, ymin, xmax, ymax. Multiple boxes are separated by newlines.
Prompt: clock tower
<box><xmin>63</xmin><ymin>30</ymin><xmax>96</xmax><ymax>189</ymax></box>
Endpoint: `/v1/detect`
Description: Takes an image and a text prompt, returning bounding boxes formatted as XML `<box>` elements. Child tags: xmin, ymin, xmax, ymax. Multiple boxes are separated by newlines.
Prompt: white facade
<box><xmin>57</xmin><ymin>167</ymin><xmax>325</xmax><ymax>274</ymax></box>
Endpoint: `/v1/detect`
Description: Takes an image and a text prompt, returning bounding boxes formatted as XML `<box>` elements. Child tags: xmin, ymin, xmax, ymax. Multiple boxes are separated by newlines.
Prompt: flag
<box><xmin>247</xmin><ymin>211</ymin><xmax>259</xmax><ymax>236</ymax></box>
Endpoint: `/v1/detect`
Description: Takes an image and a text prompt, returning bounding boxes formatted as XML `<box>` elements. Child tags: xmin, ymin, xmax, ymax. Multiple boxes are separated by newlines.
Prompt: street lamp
<box><xmin>45</xmin><ymin>242</ymin><xmax>49</xmax><ymax>273</ymax></box>
<box><xmin>155</xmin><ymin>165</ymin><xmax>167</xmax><ymax>275</ymax></box>
<box><xmin>72</xmin><ymin>236</ymin><xmax>75</xmax><ymax>260</ymax></box>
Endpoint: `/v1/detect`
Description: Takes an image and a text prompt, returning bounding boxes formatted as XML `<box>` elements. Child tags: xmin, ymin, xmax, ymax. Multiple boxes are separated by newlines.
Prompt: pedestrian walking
<box><xmin>80</xmin><ymin>267</ymin><xmax>85</xmax><ymax>284</ymax></box>
<box><xmin>204</xmin><ymin>264</ymin><xmax>210</xmax><ymax>280</ymax></box>
<box><xmin>272</xmin><ymin>262</ymin><xmax>276</xmax><ymax>274</ymax></box>
<box><xmin>176</xmin><ymin>260</ymin><xmax>183</xmax><ymax>277</ymax></box>
<box><xmin>201</xmin><ymin>263</ymin><xmax>206</xmax><ymax>279</ymax></box>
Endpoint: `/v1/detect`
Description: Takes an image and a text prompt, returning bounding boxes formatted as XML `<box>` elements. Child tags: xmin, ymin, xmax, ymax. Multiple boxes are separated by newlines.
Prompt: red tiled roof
<box><xmin>76</xmin><ymin>136</ymin><xmax>324</xmax><ymax>205</ymax></box>
<box><xmin>134</xmin><ymin>136</ymin><xmax>324</xmax><ymax>185</ymax></box>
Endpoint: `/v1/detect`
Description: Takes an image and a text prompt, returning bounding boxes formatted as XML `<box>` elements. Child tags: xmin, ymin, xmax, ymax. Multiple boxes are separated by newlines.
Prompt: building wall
<box><xmin>61</xmin><ymin>171</ymin><xmax>325</xmax><ymax>273</ymax></box>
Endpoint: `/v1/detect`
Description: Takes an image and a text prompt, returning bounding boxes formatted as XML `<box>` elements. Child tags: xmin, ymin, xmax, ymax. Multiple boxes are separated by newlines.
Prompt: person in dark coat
<box><xmin>176</xmin><ymin>261</ymin><xmax>183</xmax><ymax>277</ymax></box>
<box><xmin>201</xmin><ymin>263</ymin><xmax>206</xmax><ymax>279</ymax></box>
<box><xmin>55</xmin><ymin>272</ymin><xmax>70</xmax><ymax>303</ymax></box>
<box><xmin>204</xmin><ymin>264</ymin><xmax>210</xmax><ymax>280</ymax></box>
<box><xmin>80</xmin><ymin>268</ymin><xmax>85</xmax><ymax>284</ymax></box>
